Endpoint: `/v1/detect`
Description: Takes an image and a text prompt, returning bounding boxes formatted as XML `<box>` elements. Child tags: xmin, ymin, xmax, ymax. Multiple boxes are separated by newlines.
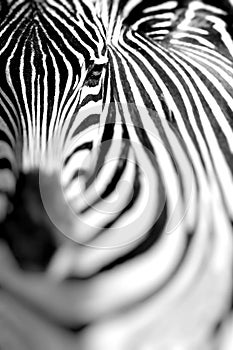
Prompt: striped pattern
<box><xmin>0</xmin><ymin>1</ymin><xmax>233</xmax><ymax>350</ymax></box>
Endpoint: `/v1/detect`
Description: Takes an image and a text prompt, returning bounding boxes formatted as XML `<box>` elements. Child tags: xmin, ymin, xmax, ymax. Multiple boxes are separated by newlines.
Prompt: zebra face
<box><xmin>0</xmin><ymin>0</ymin><xmax>107</xmax><ymax>171</ymax></box>
<box><xmin>0</xmin><ymin>0</ymin><xmax>109</xmax><ymax>263</ymax></box>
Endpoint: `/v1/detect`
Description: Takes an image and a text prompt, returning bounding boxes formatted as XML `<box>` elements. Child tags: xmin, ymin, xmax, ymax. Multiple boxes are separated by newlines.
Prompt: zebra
<box><xmin>0</xmin><ymin>0</ymin><xmax>233</xmax><ymax>349</ymax></box>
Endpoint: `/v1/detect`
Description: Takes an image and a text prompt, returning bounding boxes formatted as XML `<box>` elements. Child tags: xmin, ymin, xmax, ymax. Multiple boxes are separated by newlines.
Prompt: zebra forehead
<box><xmin>0</xmin><ymin>0</ymin><xmax>108</xmax><ymax>164</ymax></box>
<box><xmin>1</xmin><ymin>0</ymin><xmax>106</xmax><ymax>58</ymax></box>
<box><xmin>0</xmin><ymin>0</ymin><xmax>107</xmax><ymax>102</ymax></box>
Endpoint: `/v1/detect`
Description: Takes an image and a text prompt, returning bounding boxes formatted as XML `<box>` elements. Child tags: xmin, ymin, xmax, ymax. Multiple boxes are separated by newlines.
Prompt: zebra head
<box><xmin>0</xmin><ymin>0</ymin><xmax>110</xmax><ymax>259</ymax></box>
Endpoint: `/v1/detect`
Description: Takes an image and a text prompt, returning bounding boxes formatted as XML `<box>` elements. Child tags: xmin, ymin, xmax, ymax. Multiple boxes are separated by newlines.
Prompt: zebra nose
<box><xmin>0</xmin><ymin>194</ymin><xmax>8</xmax><ymax>221</ymax></box>
<box><xmin>0</xmin><ymin>171</ymin><xmax>68</xmax><ymax>271</ymax></box>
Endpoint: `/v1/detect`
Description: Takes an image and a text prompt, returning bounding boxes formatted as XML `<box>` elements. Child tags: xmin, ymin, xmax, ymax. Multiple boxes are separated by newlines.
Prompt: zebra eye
<box><xmin>92</xmin><ymin>66</ymin><xmax>103</xmax><ymax>76</ymax></box>
<box><xmin>89</xmin><ymin>64</ymin><xmax>105</xmax><ymax>78</ymax></box>
<box><xmin>85</xmin><ymin>63</ymin><xmax>105</xmax><ymax>87</ymax></box>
